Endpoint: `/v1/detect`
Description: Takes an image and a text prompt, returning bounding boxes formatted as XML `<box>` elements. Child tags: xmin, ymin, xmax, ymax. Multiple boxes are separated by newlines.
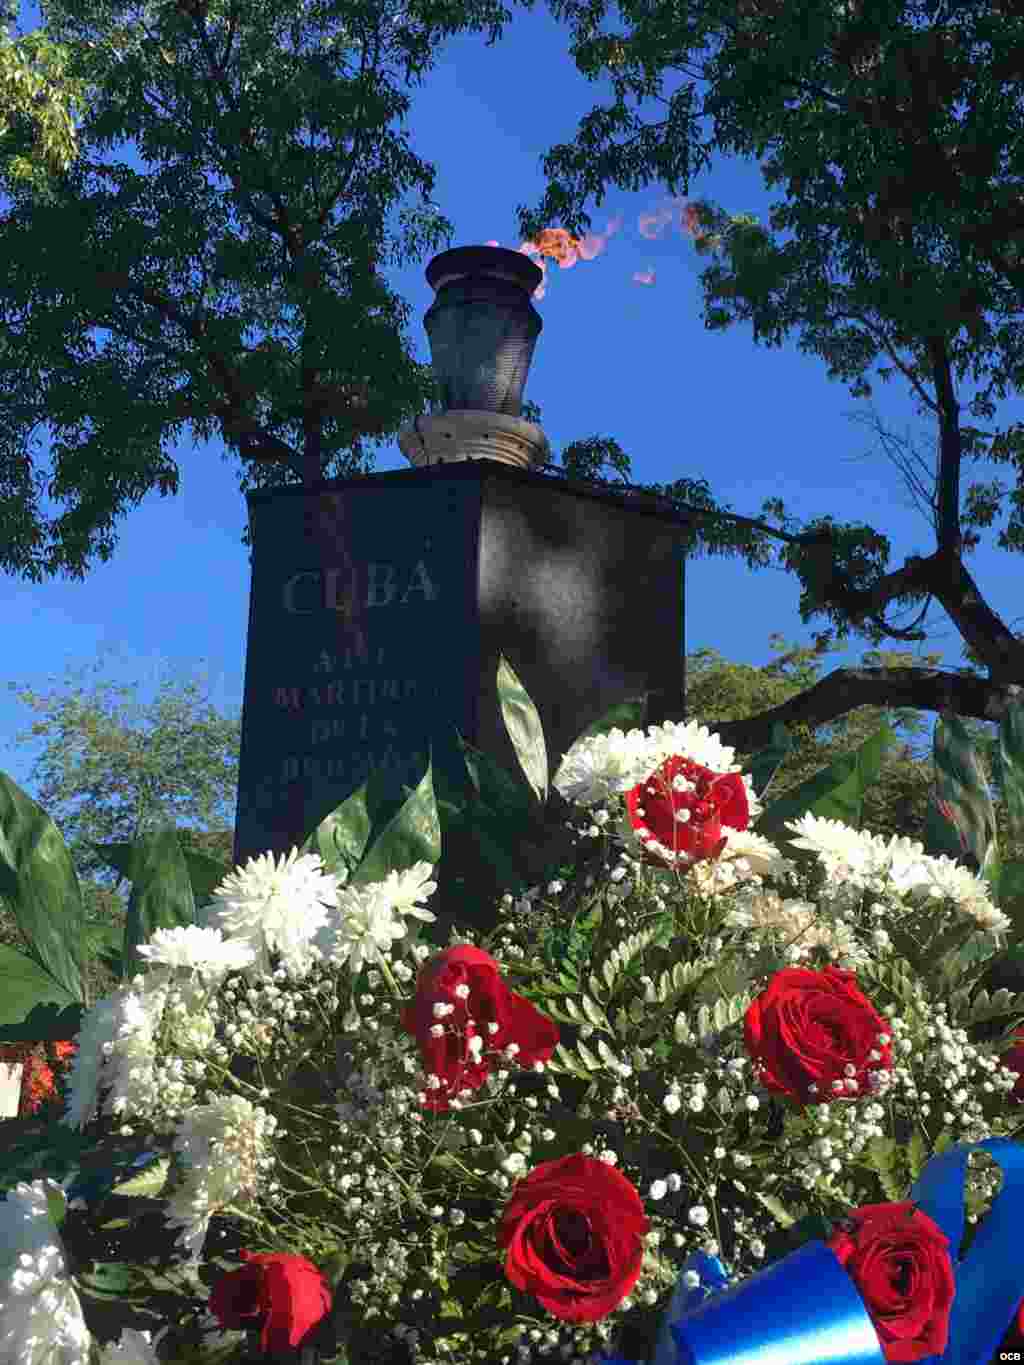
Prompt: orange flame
<box><xmin>484</xmin><ymin>196</ymin><xmax>711</xmax><ymax>300</ymax></box>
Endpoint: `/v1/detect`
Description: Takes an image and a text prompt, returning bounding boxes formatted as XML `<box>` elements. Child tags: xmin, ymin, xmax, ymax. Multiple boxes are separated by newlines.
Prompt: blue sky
<box><xmin>3</xmin><ymin>0</ymin><xmax>1021</xmax><ymax>828</ymax></box>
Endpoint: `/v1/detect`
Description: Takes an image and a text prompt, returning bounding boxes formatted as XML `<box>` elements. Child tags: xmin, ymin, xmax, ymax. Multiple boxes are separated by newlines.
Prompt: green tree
<box><xmin>515</xmin><ymin>0</ymin><xmax>1024</xmax><ymax>751</ymax></box>
<box><xmin>2</xmin><ymin>646</ymin><xmax>240</xmax><ymax>1003</ymax></box>
<box><xmin>0</xmin><ymin>3</ymin><xmax>94</xmax><ymax>196</ymax></box>
<box><xmin>0</xmin><ymin>0</ymin><xmax>521</xmax><ymax>583</ymax></box>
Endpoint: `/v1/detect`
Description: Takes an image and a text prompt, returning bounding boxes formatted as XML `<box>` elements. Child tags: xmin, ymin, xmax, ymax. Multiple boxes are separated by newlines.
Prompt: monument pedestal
<box><xmin>232</xmin><ymin>459</ymin><xmax>689</xmax><ymax>870</ymax></box>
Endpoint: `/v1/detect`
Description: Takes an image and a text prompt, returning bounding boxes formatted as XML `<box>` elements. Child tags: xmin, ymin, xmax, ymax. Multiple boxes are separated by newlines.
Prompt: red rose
<box><xmin>827</xmin><ymin>1202</ymin><xmax>955</xmax><ymax>1362</ymax></box>
<box><xmin>744</xmin><ymin>965</ymin><xmax>893</xmax><ymax>1106</ymax></box>
<box><xmin>498</xmin><ymin>1153</ymin><xmax>650</xmax><ymax>1323</ymax></box>
<box><xmin>399</xmin><ymin>944</ymin><xmax>560</xmax><ymax>1113</ymax></box>
<box><xmin>624</xmin><ymin>754</ymin><xmax>749</xmax><ymax>869</ymax></box>
<box><xmin>209</xmin><ymin>1250</ymin><xmax>331</xmax><ymax>1354</ymax></box>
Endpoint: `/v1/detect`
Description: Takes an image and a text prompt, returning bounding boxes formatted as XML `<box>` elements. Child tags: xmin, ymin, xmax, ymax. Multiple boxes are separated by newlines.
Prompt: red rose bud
<box><xmin>209</xmin><ymin>1250</ymin><xmax>332</xmax><ymax>1354</ymax></box>
<box><xmin>399</xmin><ymin>944</ymin><xmax>560</xmax><ymax>1113</ymax></box>
<box><xmin>624</xmin><ymin>754</ymin><xmax>749</xmax><ymax>869</ymax></box>
<box><xmin>744</xmin><ymin>966</ymin><xmax>893</xmax><ymax>1107</ymax></box>
<box><xmin>827</xmin><ymin>1202</ymin><xmax>955</xmax><ymax>1362</ymax></box>
<box><xmin>498</xmin><ymin>1153</ymin><xmax>650</xmax><ymax>1323</ymax></box>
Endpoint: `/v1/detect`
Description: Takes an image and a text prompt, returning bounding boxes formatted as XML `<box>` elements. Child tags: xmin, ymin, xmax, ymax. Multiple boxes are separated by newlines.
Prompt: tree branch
<box><xmin>927</xmin><ymin>334</ymin><xmax>962</xmax><ymax>551</ymax></box>
<box><xmin>680</xmin><ymin>667</ymin><xmax>1024</xmax><ymax>756</ymax></box>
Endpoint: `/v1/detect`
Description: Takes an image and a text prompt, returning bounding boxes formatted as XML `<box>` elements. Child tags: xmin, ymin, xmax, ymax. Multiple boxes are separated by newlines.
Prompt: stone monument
<box><xmin>232</xmin><ymin>245</ymin><xmax>693</xmax><ymax>870</ymax></box>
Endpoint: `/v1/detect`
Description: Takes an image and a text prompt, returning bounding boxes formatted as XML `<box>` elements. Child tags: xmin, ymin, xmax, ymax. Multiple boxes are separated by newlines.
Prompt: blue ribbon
<box><xmin>597</xmin><ymin>1139</ymin><xmax>1024</xmax><ymax>1365</ymax></box>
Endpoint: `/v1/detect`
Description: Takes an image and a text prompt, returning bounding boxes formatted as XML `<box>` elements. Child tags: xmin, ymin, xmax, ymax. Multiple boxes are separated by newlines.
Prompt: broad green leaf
<box><xmin>82</xmin><ymin>929</ymin><xmax>125</xmax><ymax>980</ymax></box>
<box><xmin>744</xmin><ymin>722</ymin><xmax>794</xmax><ymax>802</ymax></box>
<box><xmin>86</xmin><ymin>841</ymin><xmax>138</xmax><ymax>881</ymax></box>
<box><xmin>0</xmin><ymin>941</ymin><xmax>80</xmax><ymax>1036</ymax></box>
<box><xmin>992</xmin><ymin>861</ymin><xmax>1024</xmax><ymax>938</ymax></box>
<box><xmin>121</xmin><ymin>828</ymin><xmax>198</xmax><ymax>979</ymax></box>
<box><xmin>923</xmin><ymin>711</ymin><xmax>997</xmax><ymax>873</ymax></box>
<box><xmin>299</xmin><ymin>779</ymin><xmax>375</xmax><ymax>879</ymax></box>
<box><xmin>0</xmin><ymin>771</ymin><xmax>84</xmax><ymax>1003</ymax></box>
<box><xmin>179</xmin><ymin>848</ymin><xmax>233</xmax><ymax>908</ymax></box>
<box><xmin>456</xmin><ymin>734</ymin><xmax>533</xmax><ymax>821</ymax></box>
<box><xmin>79</xmin><ymin>915</ymin><xmax>123</xmax><ymax>964</ymax></box>
<box><xmin>998</xmin><ymin>700</ymin><xmax>1024</xmax><ymax>841</ymax></box>
<box><xmin>754</xmin><ymin>721</ymin><xmax>897</xmax><ymax>845</ymax></box>
<box><xmin>496</xmin><ymin>654</ymin><xmax>548</xmax><ymax>806</ymax></box>
<box><xmin>345</xmin><ymin>755</ymin><xmax>442</xmax><ymax>890</ymax></box>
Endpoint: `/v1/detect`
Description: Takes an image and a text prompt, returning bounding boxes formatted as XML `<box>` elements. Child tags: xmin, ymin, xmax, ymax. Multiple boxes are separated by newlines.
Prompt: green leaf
<box><xmin>120</xmin><ymin>828</ymin><xmax>199</xmax><ymax>979</ymax></box>
<box><xmin>107</xmin><ymin>1156</ymin><xmax>171</xmax><ymax>1198</ymax></box>
<box><xmin>0</xmin><ymin>770</ymin><xmax>84</xmax><ymax>1003</ymax></box>
<box><xmin>0</xmin><ymin>941</ymin><xmax>81</xmax><ymax>1036</ymax></box>
<box><xmin>991</xmin><ymin>860</ymin><xmax>1024</xmax><ymax>938</ymax></box>
<box><xmin>923</xmin><ymin>711</ymin><xmax>997</xmax><ymax>874</ymax></box>
<box><xmin>341</xmin><ymin>755</ymin><xmax>442</xmax><ymax>892</ymax></box>
<box><xmin>495</xmin><ymin>654</ymin><xmax>549</xmax><ymax>806</ymax></box>
<box><xmin>907</xmin><ymin>1130</ymin><xmax>928</xmax><ymax>1183</ymax></box>
<box><xmin>92</xmin><ymin>833</ymin><xmax>229</xmax><ymax>970</ymax></box>
<box><xmin>998</xmin><ymin>699</ymin><xmax>1024</xmax><ymax>843</ymax></box>
<box><xmin>932</xmin><ymin>1130</ymin><xmax>956</xmax><ymax>1157</ymax></box>
<box><xmin>298</xmin><ymin>781</ymin><xmax>375</xmax><ymax>879</ymax></box>
<box><xmin>753</xmin><ymin>1191</ymin><xmax>796</xmax><ymax>1228</ymax></box>
<box><xmin>744</xmin><ymin>722</ymin><xmax>794</xmax><ymax>802</ymax></box>
<box><xmin>75</xmin><ymin>1260</ymin><xmax>137</xmax><ymax>1301</ymax></box>
<box><xmin>755</xmin><ymin>721</ymin><xmax>897</xmax><ymax>844</ymax></box>
<box><xmin>79</xmin><ymin>916</ymin><xmax>125</xmax><ymax>979</ymax></box>
<box><xmin>179</xmin><ymin>849</ymin><xmax>232</xmax><ymax>908</ymax></box>
<box><xmin>864</xmin><ymin>1136</ymin><xmax>903</xmax><ymax>1201</ymax></box>
<box><xmin>44</xmin><ymin>1181</ymin><xmax>67</xmax><ymax>1229</ymax></box>
<box><xmin>455</xmin><ymin>733</ymin><xmax>542</xmax><ymax>833</ymax></box>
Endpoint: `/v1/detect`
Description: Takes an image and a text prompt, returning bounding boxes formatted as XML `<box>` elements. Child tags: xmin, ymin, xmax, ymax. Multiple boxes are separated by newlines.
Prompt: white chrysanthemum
<box><xmin>96</xmin><ymin>1328</ymin><xmax>164</xmax><ymax>1364</ymax></box>
<box><xmin>783</xmin><ymin>814</ymin><xmax>875</xmax><ymax>871</ymax></box>
<box><xmin>0</xmin><ymin>1180</ymin><xmax>92</xmax><ymax>1365</ymax></box>
<box><xmin>164</xmin><ymin>1094</ymin><xmax>278</xmax><ymax>1267</ymax></box>
<box><xmin>59</xmin><ymin>974</ymin><xmax>172</xmax><ymax>1130</ymax></box>
<box><xmin>640</xmin><ymin>718</ymin><xmax>743</xmax><ymax>780</ymax></box>
<box><xmin>202</xmin><ymin>847</ymin><xmax>345</xmax><ymax>978</ymax></box>
<box><xmin>317</xmin><ymin>862</ymin><xmax>439</xmax><ymax>974</ymax></box>
<box><xmin>100</xmin><ymin>978</ymin><xmax>171</xmax><ymax>1120</ymax></box>
<box><xmin>59</xmin><ymin>992</ymin><xmax>124</xmax><ymax>1131</ymax></box>
<box><xmin>554</xmin><ymin>718</ymin><xmax>758</xmax><ymax>822</ymax></box>
<box><xmin>863</xmin><ymin>832</ymin><xmax>935</xmax><ymax>896</ymax></box>
<box><xmin>553</xmin><ymin>726</ymin><xmax>656</xmax><ymax>809</ymax></box>
<box><xmin>913</xmin><ymin>853</ymin><xmax>1010</xmax><ymax>932</ymax></box>
<box><xmin>717</xmin><ymin>827</ymin><xmax>795</xmax><ymax>880</ymax></box>
<box><xmin>371</xmin><ymin>862</ymin><xmax>439</xmax><ymax>927</ymax></box>
<box><xmin>136</xmin><ymin>924</ymin><xmax>257</xmax><ymax>980</ymax></box>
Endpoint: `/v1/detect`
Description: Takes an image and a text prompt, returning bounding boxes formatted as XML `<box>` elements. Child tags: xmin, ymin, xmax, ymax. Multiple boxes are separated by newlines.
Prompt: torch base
<box><xmin>398</xmin><ymin>410</ymin><xmax>551</xmax><ymax>471</ymax></box>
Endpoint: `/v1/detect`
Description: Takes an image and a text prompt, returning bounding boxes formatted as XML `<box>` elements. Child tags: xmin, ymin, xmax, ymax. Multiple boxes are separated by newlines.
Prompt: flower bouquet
<box><xmin>0</xmin><ymin>1038</ymin><xmax>78</xmax><ymax>1116</ymax></box>
<box><xmin>5</xmin><ymin>657</ymin><xmax>1024</xmax><ymax>1365</ymax></box>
